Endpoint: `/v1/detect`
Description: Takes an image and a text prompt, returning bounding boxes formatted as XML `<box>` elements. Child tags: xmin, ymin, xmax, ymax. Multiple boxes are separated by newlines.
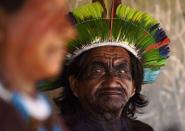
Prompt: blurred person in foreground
<box><xmin>0</xmin><ymin>0</ymin><xmax>75</xmax><ymax>130</ymax></box>
<box><xmin>49</xmin><ymin>0</ymin><xmax>171</xmax><ymax>131</ymax></box>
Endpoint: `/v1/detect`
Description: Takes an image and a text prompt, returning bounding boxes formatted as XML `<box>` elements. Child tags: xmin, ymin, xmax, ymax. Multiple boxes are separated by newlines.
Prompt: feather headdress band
<box><xmin>66</xmin><ymin>0</ymin><xmax>170</xmax><ymax>84</ymax></box>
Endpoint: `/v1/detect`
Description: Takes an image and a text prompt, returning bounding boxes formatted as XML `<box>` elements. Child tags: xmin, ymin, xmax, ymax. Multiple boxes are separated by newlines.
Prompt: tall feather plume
<box><xmin>109</xmin><ymin>0</ymin><xmax>121</xmax><ymax>40</ymax></box>
<box><xmin>92</xmin><ymin>0</ymin><xmax>121</xmax><ymax>40</ymax></box>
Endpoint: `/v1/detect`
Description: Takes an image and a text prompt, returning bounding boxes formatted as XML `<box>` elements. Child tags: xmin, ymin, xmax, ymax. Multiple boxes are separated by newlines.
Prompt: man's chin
<box><xmin>94</xmin><ymin>95</ymin><xmax>127</xmax><ymax>112</ymax></box>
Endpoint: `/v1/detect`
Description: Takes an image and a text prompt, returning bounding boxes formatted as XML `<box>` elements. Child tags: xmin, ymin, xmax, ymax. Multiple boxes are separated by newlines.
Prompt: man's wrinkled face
<box><xmin>70</xmin><ymin>46</ymin><xmax>135</xmax><ymax>113</ymax></box>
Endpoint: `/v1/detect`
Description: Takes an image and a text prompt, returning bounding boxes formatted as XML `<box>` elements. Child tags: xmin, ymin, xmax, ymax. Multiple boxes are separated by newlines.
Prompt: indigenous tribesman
<box><xmin>47</xmin><ymin>0</ymin><xmax>170</xmax><ymax>131</ymax></box>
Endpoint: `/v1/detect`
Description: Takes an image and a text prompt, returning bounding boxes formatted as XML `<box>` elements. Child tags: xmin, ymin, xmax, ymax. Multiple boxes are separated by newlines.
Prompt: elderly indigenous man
<box><xmin>48</xmin><ymin>0</ymin><xmax>170</xmax><ymax>131</ymax></box>
<box><xmin>0</xmin><ymin>0</ymin><xmax>75</xmax><ymax>130</ymax></box>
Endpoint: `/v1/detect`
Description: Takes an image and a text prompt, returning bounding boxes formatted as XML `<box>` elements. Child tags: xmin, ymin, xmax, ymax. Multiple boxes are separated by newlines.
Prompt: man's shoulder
<box><xmin>0</xmin><ymin>98</ymin><xmax>29</xmax><ymax>131</ymax></box>
<box><xmin>126</xmin><ymin>118</ymin><xmax>154</xmax><ymax>131</ymax></box>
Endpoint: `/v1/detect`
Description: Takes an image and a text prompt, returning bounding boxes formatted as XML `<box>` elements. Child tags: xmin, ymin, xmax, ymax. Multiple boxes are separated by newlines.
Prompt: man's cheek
<box><xmin>120</xmin><ymin>74</ymin><xmax>132</xmax><ymax>81</ymax></box>
<box><xmin>78</xmin><ymin>82</ymin><xmax>93</xmax><ymax>97</ymax></box>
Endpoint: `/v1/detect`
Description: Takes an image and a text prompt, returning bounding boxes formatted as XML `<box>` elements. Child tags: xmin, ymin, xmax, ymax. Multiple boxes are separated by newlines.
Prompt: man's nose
<box><xmin>102</xmin><ymin>73</ymin><xmax>120</xmax><ymax>88</ymax></box>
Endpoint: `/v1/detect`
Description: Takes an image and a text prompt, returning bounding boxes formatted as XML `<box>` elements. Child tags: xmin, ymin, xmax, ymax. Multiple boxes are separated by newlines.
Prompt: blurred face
<box><xmin>3</xmin><ymin>0</ymin><xmax>75</xmax><ymax>82</ymax></box>
<box><xmin>19</xmin><ymin>30</ymin><xmax>68</xmax><ymax>80</ymax></box>
<box><xmin>70</xmin><ymin>46</ymin><xmax>135</xmax><ymax>114</ymax></box>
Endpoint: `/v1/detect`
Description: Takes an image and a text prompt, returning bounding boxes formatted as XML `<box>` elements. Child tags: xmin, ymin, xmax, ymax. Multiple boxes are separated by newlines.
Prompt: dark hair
<box><xmin>0</xmin><ymin>0</ymin><xmax>26</xmax><ymax>13</ymax></box>
<box><xmin>55</xmin><ymin>48</ymin><xmax>148</xmax><ymax>119</ymax></box>
<box><xmin>123</xmin><ymin>52</ymin><xmax>148</xmax><ymax>118</ymax></box>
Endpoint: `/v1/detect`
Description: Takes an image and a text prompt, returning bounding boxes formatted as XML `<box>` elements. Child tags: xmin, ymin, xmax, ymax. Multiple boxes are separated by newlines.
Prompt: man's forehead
<box><xmin>87</xmin><ymin>46</ymin><xmax>130</xmax><ymax>59</ymax></box>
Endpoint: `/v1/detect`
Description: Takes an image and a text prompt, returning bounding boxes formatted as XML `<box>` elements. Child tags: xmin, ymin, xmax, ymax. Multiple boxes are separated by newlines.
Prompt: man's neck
<box><xmin>80</xmin><ymin>104</ymin><xmax>124</xmax><ymax>131</ymax></box>
<box><xmin>81</xmin><ymin>101</ymin><xmax>123</xmax><ymax>120</ymax></box>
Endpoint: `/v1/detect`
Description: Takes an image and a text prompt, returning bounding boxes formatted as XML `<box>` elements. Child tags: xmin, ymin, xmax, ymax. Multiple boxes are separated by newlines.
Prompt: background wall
<box><xmin>49</xmin><ymin>0</ymin><xmax>185</xmax><ymax>131</ymax></box>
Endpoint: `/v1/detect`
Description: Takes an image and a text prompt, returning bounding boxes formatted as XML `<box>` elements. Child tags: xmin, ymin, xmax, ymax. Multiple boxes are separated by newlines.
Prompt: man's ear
<box><xmin>131</xmin><ymin>81</ymin><xmax>136</xmax><ymax>97</ymax></box>
<box><xmin>131</xmin><ymin>88</ymin><xmax>136</xmax><ymax>97</ymax></box>
<box><xmin>69</xmin><ymin>75</ymin><xmax>79</xmax><ymax>97</ymax></box>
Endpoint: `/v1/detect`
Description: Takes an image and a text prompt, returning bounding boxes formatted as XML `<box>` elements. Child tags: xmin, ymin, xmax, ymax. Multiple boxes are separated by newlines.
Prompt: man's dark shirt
<box><xmin>62</xmin><ymin>110</ymin><xmax>154</xmax><ymax>131</ymax></box>
<box><xmin>0</xmin><ymin>98</ymin><xmax>28</xmax><ymax>131</ymax></box>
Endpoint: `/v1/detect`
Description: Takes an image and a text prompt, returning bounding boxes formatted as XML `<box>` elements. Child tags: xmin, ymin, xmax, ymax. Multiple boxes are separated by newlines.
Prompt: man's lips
<box><xmin>97</xmin><ymin>88</ymin><xmax>126</xmax><ymax>96</ymax></box>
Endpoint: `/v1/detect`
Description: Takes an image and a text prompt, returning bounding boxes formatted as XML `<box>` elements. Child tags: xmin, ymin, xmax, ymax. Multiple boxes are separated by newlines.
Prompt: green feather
<box><xmin>72</xmin><ymin>2</ymin><xmax>104</xmax><ymax>22</ymax></box>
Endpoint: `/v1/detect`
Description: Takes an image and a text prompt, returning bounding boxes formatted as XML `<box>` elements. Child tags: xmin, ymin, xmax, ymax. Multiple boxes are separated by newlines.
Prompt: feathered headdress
<box><xmin>38</xmin><ymin>0</ymin><xmax>170</xmax><ymax>91</ymax></box>
<box><xmin>66</xmin><ymin>0</ymin><xmax>170</xmax><ymax>84</ymax></box>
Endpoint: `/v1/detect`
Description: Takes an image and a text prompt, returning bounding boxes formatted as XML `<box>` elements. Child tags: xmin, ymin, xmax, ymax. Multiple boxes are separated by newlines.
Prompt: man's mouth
<box><xmin>99</xmin><ymin>90</ymin><xmax>122</xmax><ymax>96</ymax></box>
<box><xmin>97</xmin><ymin>88</ymin><xmax>126</xmax><ymax>96</ymax></box>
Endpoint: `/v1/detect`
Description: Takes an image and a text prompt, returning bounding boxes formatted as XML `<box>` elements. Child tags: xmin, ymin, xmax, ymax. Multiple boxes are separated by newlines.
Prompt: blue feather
<box><xmin>144</xmin><ymin>68</ymin><xmax>160</xmax><ymax>83</ymax></box>
<box><xmin>149</xmin><ymin>23</ymin><xmax>159</xmax><ymax>32</ymax></box>
<box><xmin>159</xmin><ymin>45</ymin><xmax>170</xmax><ymax>58</ymax></box>
<box><xmin>154</xmin><ymin>28</ymin><xmax>167</xmax><ymax>42</ymax></box>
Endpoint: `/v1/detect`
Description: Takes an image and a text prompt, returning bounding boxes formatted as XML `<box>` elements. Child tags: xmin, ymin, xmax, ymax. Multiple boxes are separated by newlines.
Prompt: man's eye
<box><xmin>92</xmin><ymin>67</ymin><xmax>104</xmax><ymax>74</ymax></box>
<box><xmin>118</xmin><ymin>69</ymin><xmax>126</xmax><ymax>74</ymax></box>
<box><xmin>95</xmin><ymin>69</ymin><xmax>102</xmax><ymax>73</ymax></box>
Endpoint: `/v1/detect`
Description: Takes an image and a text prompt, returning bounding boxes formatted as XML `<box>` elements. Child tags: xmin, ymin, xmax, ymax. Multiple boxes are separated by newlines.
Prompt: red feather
<box><xmin>145</xmin><ymin>38</ymin><xmax>170</xmax><ymax>52</ymax></box>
